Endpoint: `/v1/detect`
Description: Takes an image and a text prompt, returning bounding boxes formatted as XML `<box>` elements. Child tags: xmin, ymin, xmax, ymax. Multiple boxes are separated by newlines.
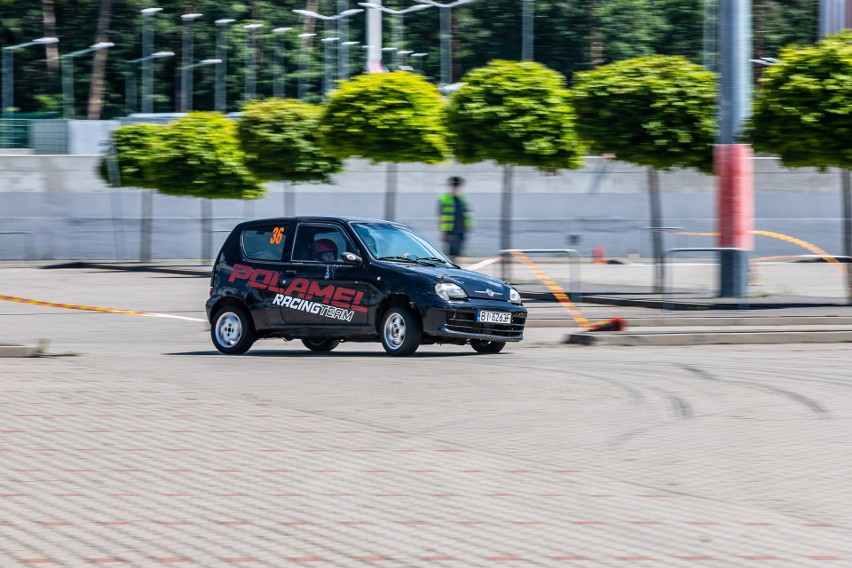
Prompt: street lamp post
<box><xmin>125</xmin><ymin>51</ymin><xmax>174</xmax><ymax>115</ymax></box>
<box><xmin>2</xmin><ymin>37</ymin><xmax>60</xmax><ymax>116</ymax></box>
<box><xmin>397</xmin><ymin>49</ymin><xmax>413</xmax><ymax>71</ymax></box>
<box><xmin>297</xmin><ymin>32</ymin><xmax>316</xmax><ymax>101</ymax></box>
<box><xmin>140</xmin><ymin>7</ymin><xmax>163</xmax><ymax>114</ymax></box>
<box><xmin>521</xmin><ymin>0</ymin><xmax>533</xmax><ymax>60</ymax></box>
<box><xmin>177</xmin><ymin>59</ymin><xmax>221</xmax><ymax>112</ymax></box>
<box><xmin>243</xmin><ymin>23</ymin><xmax>263</xmax><ymax>104</ymax></box>
<box><xmin>215</xmin><ymin>19</ymin><xmax>235</xmax><ymax>113</ymax></box>
<box><xmin>410</xmin><ymin>52</ymin><xmax>427</xmax><ymax>74</ymax></box>
<box><xmin>272</xmin><ymin>27</ymin><xmax>292</xmax><ymax>98</ymax></box>
<box><xmin>179</xmin><ymin>13</ymin><xmax>203</xmax><ymax>115</ymax></box>
<box><xmin>358</xmin><ymin>3</ymin><xmax>431</xmax><ymax>69</ymax></box>
<box><xmin>62</xmin><ymin>42</ymin><xmax>114</xmax><ymax>119</ymax></box>
<box><xmin>341</xmin><ymin>40</ymin><xmax>360</xmax><ymax>79</ymax></box>
<box><xmin>321</xmin><ymin>37</ymin><xmax>340</xmax><ymax>95</ymax></box>
<box><xmin>293</xmin><ymin>8</ymin><xmax>364</xmax><ymax>87</ymax></box>
<box><xmin>414</xmin><ymin>0</ymin><xmax>474</xmax><ymax>87</ymax></box>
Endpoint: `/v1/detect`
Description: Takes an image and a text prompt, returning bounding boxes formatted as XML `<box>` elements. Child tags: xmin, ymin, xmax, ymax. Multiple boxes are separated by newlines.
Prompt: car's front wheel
<box><xmin>301</xmin><ymin>338</ymin><xmax>340</xmax><ymax>352</ymax></box>
<box><xmin>380</xmin><ymin>306</ymin><xmax>422</xmax><ymax>356</ymax></box>
<box><xmin>211</xmin><ymin>305</ymin><xmax>256</xmax><ymax>355</ymax></box>
<box><xmin>470</xmin><ymin>339</ymin><xmax>506</xmax><ymax>354</ymax></box>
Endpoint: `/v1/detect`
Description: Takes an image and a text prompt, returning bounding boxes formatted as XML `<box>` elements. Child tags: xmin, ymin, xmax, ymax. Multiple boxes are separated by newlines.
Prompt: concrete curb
<box><xmin>565</xmin><ymin>329</ymin><xmax>852</xmax><ymax>346</ymax></box>
<box><xmin>526</xmin><ymin>316</ymin><xmax>852</xmax><ymax>328</ymax></box>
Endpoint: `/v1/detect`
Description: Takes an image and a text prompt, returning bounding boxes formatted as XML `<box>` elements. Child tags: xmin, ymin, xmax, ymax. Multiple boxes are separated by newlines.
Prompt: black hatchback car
<box><xmin>206</xmin><ymin>217</ymin><xmax>527</xmax><ymax>356</ymax></box>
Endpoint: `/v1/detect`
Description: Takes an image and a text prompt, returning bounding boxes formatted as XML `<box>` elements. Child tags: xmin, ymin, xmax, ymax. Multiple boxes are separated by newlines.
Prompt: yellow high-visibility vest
<box><xmin>439</xmin><ymin>194</ymin><xmax>474</xmax><ymax>233</ymax></box>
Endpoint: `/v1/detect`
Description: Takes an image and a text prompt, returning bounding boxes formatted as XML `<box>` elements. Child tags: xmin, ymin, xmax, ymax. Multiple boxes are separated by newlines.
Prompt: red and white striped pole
<box><xmin>716</xmin><ymin>0</ymin><xmax>753</xmax><ymax>297</ymax></box>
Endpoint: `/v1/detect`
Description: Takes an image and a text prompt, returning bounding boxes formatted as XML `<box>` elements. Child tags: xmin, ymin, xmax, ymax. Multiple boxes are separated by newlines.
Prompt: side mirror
<box><xmin>341</xmin><ymin>252</ymin><xmax>362</xmax><ymax>265</ymax></box>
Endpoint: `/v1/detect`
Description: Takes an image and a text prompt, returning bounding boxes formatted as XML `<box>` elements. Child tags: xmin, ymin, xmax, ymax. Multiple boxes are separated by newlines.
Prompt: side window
<box><xmin>242</xmin><ymin>223</ymin><xmax>289</xmax><ymax>262</ymax></box>
<box><xmin>292</xmin><ymin>224</ymin><xmax>356</xmax><ymax>263</ymax></box>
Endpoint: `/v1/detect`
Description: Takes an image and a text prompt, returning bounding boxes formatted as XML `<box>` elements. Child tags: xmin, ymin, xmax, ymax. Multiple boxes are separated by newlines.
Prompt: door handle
<box><xmin>284</xmin><ymin>270</ymin><xmax>297</xmax><ymax>277</ymax></box>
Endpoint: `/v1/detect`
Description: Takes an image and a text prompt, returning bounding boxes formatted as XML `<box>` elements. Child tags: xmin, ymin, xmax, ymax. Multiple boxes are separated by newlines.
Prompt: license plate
<box><xmin>477</xmin><ymin>310</ymin><xmax>512</xmax><ymax>324</ymax></box>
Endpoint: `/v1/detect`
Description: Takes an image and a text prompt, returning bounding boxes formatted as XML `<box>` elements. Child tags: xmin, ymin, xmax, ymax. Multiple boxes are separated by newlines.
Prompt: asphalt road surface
<box><xmin>1</xmin><ymin>267</ymin><xmax>851</xmax><ymax>567</ymax></box>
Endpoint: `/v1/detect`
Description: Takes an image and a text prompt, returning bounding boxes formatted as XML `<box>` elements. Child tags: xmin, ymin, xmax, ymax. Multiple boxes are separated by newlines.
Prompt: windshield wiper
<box><xmin>377</xmin><ymin>255</ymin><xmax>418</xmax><ymax>263</ymax></box>
<box><xmin>413</xmin><ymin>257</ymin><xmax>452</xmax><ymax>266</ymax></box>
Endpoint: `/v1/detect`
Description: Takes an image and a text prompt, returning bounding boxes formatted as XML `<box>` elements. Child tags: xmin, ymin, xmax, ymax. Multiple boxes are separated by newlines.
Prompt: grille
<box><xmin>445</xmin><ymin>311</ymin><xmax>526</xmax><ymax>338</ymax></box>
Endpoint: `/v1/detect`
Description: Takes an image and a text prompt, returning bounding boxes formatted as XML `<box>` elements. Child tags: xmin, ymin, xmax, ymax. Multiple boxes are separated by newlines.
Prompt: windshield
<box><xmin>352</xmin><ymin>222</ymin><xmax>452</xmax><ymax>265</ymax></box>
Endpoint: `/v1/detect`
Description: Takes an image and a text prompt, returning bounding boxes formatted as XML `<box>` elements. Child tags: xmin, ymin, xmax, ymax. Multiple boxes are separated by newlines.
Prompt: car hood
<box><xmin>400</xmin><ymin>264</ymin><xmax>513</xmax><ymax>301</ymax></box>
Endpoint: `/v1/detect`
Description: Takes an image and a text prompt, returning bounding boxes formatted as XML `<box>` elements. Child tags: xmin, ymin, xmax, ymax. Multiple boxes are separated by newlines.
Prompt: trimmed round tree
<box><xmin>446</xmin><ymin>60</ymin><xmax>584</xmax><ymax>261</ymax></box>
<box><xmin>98</xmin><ymin>122</ymin><xmax>167</xmax><ymax>261</ymax></box>
<box><xmin>319</xmin><ymin>71</ymin><xmax>449</xmax><ymax>220</ymax></box>
<box><xmin>748</xmin><ymin>31</ymin><xmax>852</xmax><ymax>302</ymax></box>
<box><xmin>238</xmin><ymin>99</ymin><xmax>343</xmax><ymax>216</ymax></box>
<box><xmin>149</xmin><ymin>112</ymin><xmax>262</xmax><ymax>260</ymax></box>
<box><xmin>572</xmin><ymin>54</ymin><xmax>717</xmax><ymax>290</ymax></box>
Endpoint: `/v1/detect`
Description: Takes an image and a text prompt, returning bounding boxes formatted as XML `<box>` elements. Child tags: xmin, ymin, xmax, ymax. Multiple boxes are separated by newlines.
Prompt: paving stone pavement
<box><xmin>1</xmin><ymin>266</ymin><xmax>852</xmax><ymax>567</ymax></box>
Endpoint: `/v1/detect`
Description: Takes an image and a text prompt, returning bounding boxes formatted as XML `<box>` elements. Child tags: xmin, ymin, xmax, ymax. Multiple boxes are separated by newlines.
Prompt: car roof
<box><xmin>237</xmin><ymin>216</ymin><xmax>405</xmax><ymax>227</ymax></box>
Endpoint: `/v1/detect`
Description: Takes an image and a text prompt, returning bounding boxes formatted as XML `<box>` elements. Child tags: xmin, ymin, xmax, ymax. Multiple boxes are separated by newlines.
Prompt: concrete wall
<box><xmin>0</xmin><ymin>154</ymin><xmax>847</xmax><ymax>260</ymax></box>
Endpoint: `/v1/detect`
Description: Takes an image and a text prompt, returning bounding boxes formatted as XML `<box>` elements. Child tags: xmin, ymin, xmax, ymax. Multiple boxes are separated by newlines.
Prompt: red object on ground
<box><xmin>592</xmin><ymin>245</ymin><xmax>606</xmax><ymax>264</ymax></box>
<box><xmin>586</xmin><ymin>317</ymin><xmax>627</xmax><ymax>332</ymax></box>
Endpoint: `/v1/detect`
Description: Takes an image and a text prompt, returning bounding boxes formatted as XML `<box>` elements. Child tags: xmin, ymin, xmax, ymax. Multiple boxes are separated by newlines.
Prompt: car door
<box><xmin>275</xmin><ymin>221</ymin><xmax>373</xmax><ymax>329</ymax></box>
<box><xmin>233</xmin><ymin>221</ymin><xmax>291</xmax><ymax>330</ymax></box>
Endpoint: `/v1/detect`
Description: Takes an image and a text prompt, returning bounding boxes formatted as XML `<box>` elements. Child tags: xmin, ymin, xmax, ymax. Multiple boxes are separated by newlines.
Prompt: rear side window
<box><xmin>242</xmin><ymin>223</ymin><xmax>289</xmax><ymax>261</ymax></box>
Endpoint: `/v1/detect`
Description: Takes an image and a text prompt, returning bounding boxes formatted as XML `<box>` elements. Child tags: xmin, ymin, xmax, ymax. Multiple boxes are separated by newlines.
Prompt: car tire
<box><xmin>301</xmin><ymin>338</ymin><xmax>340</xmax><ymax>352</ymax></box>
<box><xmin>211</xmin><ymin>305</ymin><xmax>256</xmax><ymax>355</ymax></box>
<box><xmin>380</xmin><ymin>306</ymin><xmax>422</xmax><ymax>356</ymax></box>
<box><xmin>470</xmin><ymin>339</ymin><xmax>506</xmax><ymax>354</ymax></box>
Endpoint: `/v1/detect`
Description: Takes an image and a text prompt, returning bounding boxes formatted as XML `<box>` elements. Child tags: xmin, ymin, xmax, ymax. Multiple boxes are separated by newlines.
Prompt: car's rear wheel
<box><xmin>470</xmin><ymin>339</ymin><xmax>506</xmax><ymax>354</ymax></box>
<box><xmin>380</xmin><ymin>306</ymin><xmax>422</xmax><ymax>356</ymax></box>
<box><xmin>301</xmin><ymin>338</ymin><xmax>340</xmax><ymax>352</ymax></box>
<box><xmin>211</xmin><ymin>305</ymin><xmax>256</xmax><ymax>355</ymax></box>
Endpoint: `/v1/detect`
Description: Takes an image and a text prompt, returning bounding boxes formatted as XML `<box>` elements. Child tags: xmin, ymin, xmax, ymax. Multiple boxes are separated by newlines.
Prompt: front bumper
<box><xmin>421</xmin><ymin>303</ymin><xmax>527</xmax><ymax>342</ymax></box>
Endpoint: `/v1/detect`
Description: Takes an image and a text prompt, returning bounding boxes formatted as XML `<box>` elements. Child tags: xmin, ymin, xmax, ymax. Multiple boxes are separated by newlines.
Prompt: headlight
<box><xmin>509</xmin><ymin>287</ymin><xmax>522</xmax><ymax>304</ymax></box>
<box><xmin>435</xmin><ymin>282</ymin><xmax>468</xmax><ymax>301</ymax></box>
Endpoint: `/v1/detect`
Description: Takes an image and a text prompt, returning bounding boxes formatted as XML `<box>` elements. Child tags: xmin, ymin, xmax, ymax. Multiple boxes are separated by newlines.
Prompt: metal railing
<box><xmin>0</xmin><ymin>231</ymin><xmax>36</xmax><ymax>259</ymax></box>
<box><xmin>499</xmin><ymin>248</ymin><xmax>582</xmax><ymax>303</ymax></box>
<box><xmin>662</xmin><ymin>247</ymin><xmax>748</xmax><ymax>312</ymax></box>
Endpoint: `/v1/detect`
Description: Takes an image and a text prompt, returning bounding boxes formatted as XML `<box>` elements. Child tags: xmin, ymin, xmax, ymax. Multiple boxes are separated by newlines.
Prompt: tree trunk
<box><xmin>302</xmin><ymin>0</ymin><xmax>319</xmax><ymax>43</ymax></box>
<box><xmin>842</xmin><ymin>169</ymin><xmax>852</xmax><ymax>304</ymax></box>
<box><xmin>87</xmin><ymin>0</ymin><xmax>113</xmax><ymax>119</ymax></box>
<box><xmin>201</xmin><ymin>199</ymin><xmax>212</xmax><ymax>262</ymax></box>
<box><xmin>41</xmin><ymin>0</ymin><xmax>59</xmax><ymax>76</ymax></box>
<box><xmin>140</xmin><ymin>190</ymin><xmax>153</xmax><ymax>261</ymax></box>
<box><xmin>648</xmin><ymin>167</ymin><xmax>664</xmax><ymax>293</ymax></box>
<box><xmin>283</xmin><ymin>182</ymin><xmax>295</xmax><ymax>217</ymax></box>
<box><xmin>588</xmin><ymin>0</ymin><xmax>604</xmax><ymax>67</ymax></box>
<box><xmin>500</xmin><ymin>164</ymin><xmax>514</xmax><ymax>281</ymax></box>
<box><xmin>384</xmin><ymin>162</ymin><xmax>398</xmax><ymax>221</ymax></box>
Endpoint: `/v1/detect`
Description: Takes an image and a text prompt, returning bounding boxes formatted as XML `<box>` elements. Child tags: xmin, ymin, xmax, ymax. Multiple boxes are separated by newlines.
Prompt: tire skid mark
<box><xmin>681</xmin><ymin>364</ymin><xmax>828</xmax><ymax>417</ymax></box>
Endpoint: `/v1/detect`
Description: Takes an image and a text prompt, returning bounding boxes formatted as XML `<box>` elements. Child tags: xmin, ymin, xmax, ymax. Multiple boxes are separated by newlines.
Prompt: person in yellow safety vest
<box><xmin>437</xmin><ymin>176</ymin><xmax>474</xmax><ymax>263</ymax></box>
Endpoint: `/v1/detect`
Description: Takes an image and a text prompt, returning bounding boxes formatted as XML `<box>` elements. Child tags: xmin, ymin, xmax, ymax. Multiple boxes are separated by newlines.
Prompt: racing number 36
<box><xmin>269</xmin><ymin>227</ymin><xmax>285</xmax><ymax>245</ymax></box>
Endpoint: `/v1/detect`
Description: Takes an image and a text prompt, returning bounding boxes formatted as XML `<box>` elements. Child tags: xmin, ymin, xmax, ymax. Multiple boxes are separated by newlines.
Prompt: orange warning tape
<box><xmin>507</xmin><ymin>250</ymin><xmax>592</xmax><ymax>329</ymax></box>
<box><xmin>0</xmin><ymin>294</ymin><xmax>205</xmax><ymax>322</ymax></box>
<box><xmin>675</xmin><ymin>230</ymin><xmax>844</xmax><ymax>271</ymax></box>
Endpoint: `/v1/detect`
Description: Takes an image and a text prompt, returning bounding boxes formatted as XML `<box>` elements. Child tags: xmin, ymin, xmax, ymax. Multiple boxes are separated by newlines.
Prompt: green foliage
<box><xmin>594</xmin><ymin>0</ymin><xmax>669</xmax><ymax>62</ymax></box>
<box><xmin>572</xmin><ymin>54</ymin><xmax>717</xmax><ymax>173</ymax></box>
<box><xmin>0</xmin><ymin>0</ymin><xmax>820</xmax><ymax>115</ymax></box>
<box><xmin>319</xmin><ymin>72</ymin><xmax>448</xmax><ymax>164</ymax></box>
<box><xmin>150</xmin><ymin>113</ymin><xmax>263</xmax><ymax>199</ymax></box>
<box><xmin>99</xmin><ymin>123</ymin><xmax>165</xmax><ymax>189</ymax></box>
<box><xmin>446</xmin><ymin>60</ymin><xmax>584</xmax><ymax>170</ymax></box>
<box><xmin>237</xmin><ymin>98</ymin><xmax>343</xmax><ymax>183</ymax></box>
<box><xmin>748</xmin><ymin>31</ymin><xmax>852</xmax><ymax>169</ymax></box>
